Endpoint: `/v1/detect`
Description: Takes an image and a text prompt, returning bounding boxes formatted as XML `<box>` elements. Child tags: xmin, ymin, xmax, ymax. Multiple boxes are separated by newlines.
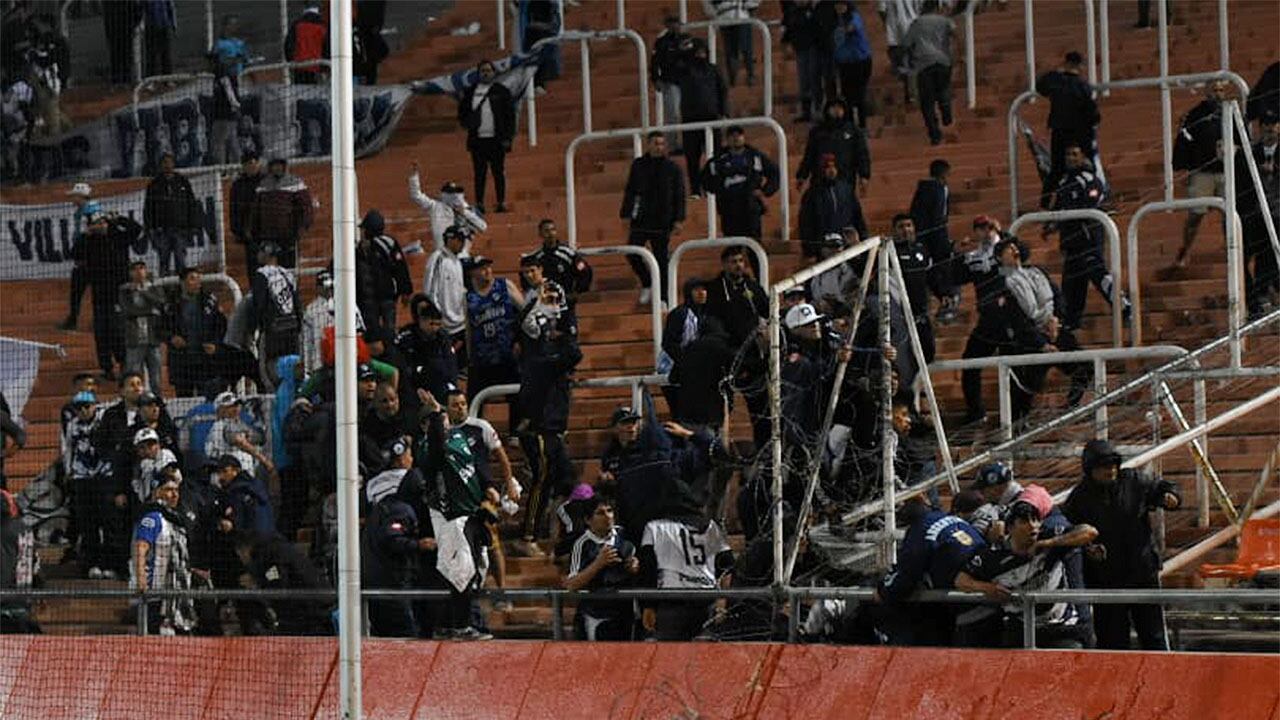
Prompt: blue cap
<box><xmin>972</xmin><ymin>462</ymin><xmax>1013</xmax><ymax>490</ymax></box>
<box><xmin>72</xmin><ymin>390</ymin><xmax>97</xmax><ymax>405</ymax></box>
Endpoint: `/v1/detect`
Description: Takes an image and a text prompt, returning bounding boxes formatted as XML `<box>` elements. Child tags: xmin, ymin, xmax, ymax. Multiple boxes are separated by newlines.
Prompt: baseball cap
<box><xmin>972</xmin><ymin>461</ymin><xmax>1013</xmax><ymax>490</ymax></box>
<box><xmin>71</xmin><ymin>390</ymin><xmax>97</xmax><ymax>406</ymax></box>
<box><xmin>468</xmin><ymin>255</ymin><xmax>494</xmax><ymax>269</ymax></box>
<box><xmin>822</xmin><ymin>231</ymin><xmax>846</xmax><ymax>248</ymax></box>
<box><xmin>357</xmin><ymin>363</ymin><xmax>378</xmax><ymax>381</ymax></box>
<box><xmin>133</xmin><ymin>427</ymin><xmax>160</xmax><ymax>446</ymax></box>
<box><xmin>213</xmin><ymin>390</ymin><xmax>240</xmax><ymax>409</ymax></box>
<box><xmin>972</xmin><ymin>214</ymin><xmax>995</xmax><ymax>228</ymax></box>
<box><xmin>1015</xmin><ymin>484</ymin><xmax>1054</xmax><ymax>521</ymax></box>
<box><xmin>384</xmin><ymin>437</ymin><xmax>410</xmax><ymax>459</ymax></box>
<box><xmin>359</xmin><ymin>210</ymin><xmax>385</xmax><ymax>234</ymax></box>
<box><xmin>137</xmin><ymin>391</ymin><xmax>161</xmax><ymax>406</ymax></box>
<box><xmin>68</xmin><ymin>182</ymin><xmax>92</xmax><ymax>197</ymax></box>
<box><xmin>609</xmin><ymin>406</ymin><xmax>641</xmax><ymax>426</ymax></box>
<box><xmin>784</xmin><ymin>303</ymin><xmax>823</xmax><ymax>330</ymax></box>
<box><xmin>1007</xmin><ymin>499</ymin><xmax>1042</xmax><ymax>523</ymax></box>
<box><xmin>214</xmin><ymin>453</ymin><xmax>242</xmax><ymax>470</ymax></box>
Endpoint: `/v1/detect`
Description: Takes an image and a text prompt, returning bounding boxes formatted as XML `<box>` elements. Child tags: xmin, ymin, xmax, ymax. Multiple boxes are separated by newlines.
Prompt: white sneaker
<box><xmin>87</xmin><ymin>567</ymin><xmax>104</xmax><ymax>579</ymax></box>
<box><xmin>638</xmin><ymin>288</ymin><xmax>652</xmax><ymax>305</ymax></box>
<box><xmin>101</xmin><ymin>569</ymin><xmax>118</xmax><ymax>580</ymax></box>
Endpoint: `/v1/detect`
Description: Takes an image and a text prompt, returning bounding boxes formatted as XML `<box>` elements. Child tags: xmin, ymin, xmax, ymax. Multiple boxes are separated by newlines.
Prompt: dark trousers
<box><xmin>519</xmin><ymin>430</ymin><xmax>573</xmax><ymax>540</ymax></box>
<box><xmin>469</xmin><ymin>361</ymin><xmax>520</xmax><ymax>435</ymax></box>
<box><xmin>1061</xmin><ymin>240</ymin><xmax>1120</xmax><ymax>330</ymax></box>
<box><xmin>1043</xmin><ymin>127</ymin><xmax>1098</xmax><ymax>207</ymax></box>
<box><xmin>652</xmin><ymin>601</ymin><xmax>712</xmax><ymax>641</ymax></box>
<box><xmin>721</xmin><ymin>24</ymin><xmax>754</xmax><ymax>84</ymax></box>
<box><xmin>238</xmin><ymin>237</ymin><xmax>260</xmax><ymax>277</ymax></box>
<box><xmin>144</xmin><ymin>25</ymin><xmax>172</xmax><ymax>77</ymax></box>
<box><xmin>683</xmin><ymin>127</ymin><xmax>720</xmax><ymax>195</ymax></box>
<box><xmin>277</xmin><ymin>464</ymin><xmax>309</xmax><ymax>541</ymax></box>
<box><xmin>795</xmin><ymin>46</ymin><xmax>828</xmax><ymax>117</ymax></box>
<box><xmin>369</xmin><ymin>588</ymin><xmax>419</xmax><ymax>637</ymax></box>
<box><xmin>1094</xmin><ymin>602</ymin><xmax>1170</xmax><ymax>650</ymax></box>
<box><xmin>917</xmin><ymin>64</ymin><xmax>953</xmax><ymax>144</ymax></box>
<box><xmin>103</xmin><ymin>12</ymin><xmax>135</xmax><ymax>85</ymax></box>
<box><xmin>1136</xmin><ymin>0</ymin><xmax>1173</xmax><ymax>27</ymax></box>
<box><xmin>961</xmin><ymin>325</ymin><xmax>1009</xmax><ymax>420</ymax></box>
<box><xmin>72</xmin><ymin>477</ymin><xmax>125</xmax><ymax>572</ymax></box>
<box><xmin>90</xmin><ymin>286</ymin><xmax>126</xmax><ymax>374</ymax></box>
<box><xmin>469</xmin><ymin>138</ymin><xmax>507</xmax><ymax>207</ymax></box>
<box><xmin>66</xmin><ymin>263</ymin><xmax>89</xmax><ymax>324</ymax></box>
<box><xmin>150</xmin><ymin>228</ymin><xmax>188</xmax><ymax>276</ymax></box>
<box><xmin>1010</xmin><ymin>328</ymin><xmax>1092</xmax><ymax>420</ymax></box>
<box><xmin>914</xmin><ymin>315</ymin><xmax>936</xmax><ymax>364</ymax></box>
<box><xmin>627</xmin><ymin>226</ymin><xmax>671</xmax><ymax>292</ymax></box>
<box><xmin>1245</xmin><ymin>225</ymin><xmax>1280</xmax><ymax>313</ymax></box>
<box><xmin>837</xmin><ymin>59</ymin><xmax>873</xmax><ymax>128</ymax></box>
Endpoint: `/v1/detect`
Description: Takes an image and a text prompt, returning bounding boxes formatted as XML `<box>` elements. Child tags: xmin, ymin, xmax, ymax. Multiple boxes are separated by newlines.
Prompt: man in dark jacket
<box><xmin>234</xmin><ymin>530</ymin><xmax>331</xmax><ymax>634</ymax></box>
<box><xmin>363</xmin><ymin>441</ymin><xmax>431</xmax><ymax>637</ymax></box>
<box><xmin>248</xmin><ymin>158</ymin><xmax>314</xmax><ymax>269</ymax></box>
<box><xmin>525</xmin><ymin>218</ymin><xmax>593</xmax><ymax>302</ymax></box>
<box><xmin>678</xmin><ymin>40</ymin><xmax>729</xmax><ymax>197</ymax></box>
<box><xmin>1047</xmin><ymin>144</ymin><xmax>1129</xmax><ymax>331</ymax></box>
<box><xmin>1063</xmin><ymin>440</ymin><xmax>1181</xmax><ymax>650</ymax></box>
<box><xmin>956</xmin><ymin>216</ymin><xmax>1015</xmax><ymax>423</ymax></box>
<box><xmin>1240</xmin><ymin>112</ymin><xmax>1280</xmax><ymax>317</ymax></box>
<box><xmin>514</xmin><ymin>282</ymin><xmax>582</xmax><ymax>554</ymax></box>
<box><xmin>458</xmin><ymin>60</ymin><xmax>516</xmax><ymax>213</ymax></box>
<box><xmin>1036</xmin><ymin>52</ymin><xmax>1102</xmax><ymax>207</ymax></box>
<box><xmin>396</xmin><ymin>297</ymin><xmax>459</xmax><ymax>402</ymax></box>
<box><xmin>796</xmin><ymin>99</ymin><xmax>870</xmax><ymax>194</ymax></box>
<box><xmin>229</xmin><ymin>152</ymin><xmax>264</xmax><ymax>275</ymax></box>
<box><xmin>143</xmin><ymin>152</ymin><xmax>200</xmax><ymax>276</ymax></box>
<box><xmin>621</xmin><ymin>132</ymin><xmax>687</xmax><ymax>305</ymax></box>
<box><xmin>651</xmin><ymin>15</ymin><xmax>691</xmax><ymax>150</ymax></box>
<box><xmin>1172</xmin><ymin>80</ymin><xmax>1234</xmax><ymax>268</ymax></box>
<box><xmin>888</xmin><ymin>213</ymin><xmax>947</xmax><ymax>363</ymax></box>
<box><xmin>81</xmin><ymin>211</ymin><xmax>140</xmax><ymax>377</ymax></box>
<box><xmin>355</xmin><ymin>209</ymin><xmax>413</xmax><ymax>334</ymax></box>
<box><xmin>249</xmin><ymin>243</ymin><xmax>300</xmax><ymax>389</ymax></box>
<box><xmin>782</xmin><ymin>0</ymin><xmax>837</xmax><ymax>122</ymax></box>
<box><xmin>167</xmin><ymin>268</ymin><xmax>228</xmax><ymax>397</ymax></box>
<box><xmin>909</xmin><ymin>159</ymin><xmax>958</xmax><ymax>322</ymax></box>
<box><xmin>799</xmin><ymin>154</ymin><xmax>866</xmax><ymax>258</ymax></box>
<box><xmin>704</xmin><ymin>245</ymin><xmax>767</xmax><ymax>351</ymax></box>
<box><xmin>701</xmin><ymin>125</ymin><xmax>780</xmax><ymax>247</ymax></box>
<box><xmin>662</xmin><ymin>277</ymin><xmax>709</xmax><ymax>418</ymax></box>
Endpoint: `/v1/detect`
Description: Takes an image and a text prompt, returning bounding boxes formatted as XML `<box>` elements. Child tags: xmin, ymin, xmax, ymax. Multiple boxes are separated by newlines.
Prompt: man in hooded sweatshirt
<box><xmin>1063</xmin><ymin>440</ymin><xmax>1180</xmax><ymax>650</ymax></box>
<box><xmin>621</xmin><ymin>132</ymin><xmax>687</xmax><ymax>305</ymax></box>
<box><xmin>799</xmin><ymin>154</ymin><xmax>866</xmax><ymax>259</ymax></box>
<box><xmin>796</xmin><ymin>98</ymin><xmax>870</xmax><ymax>196</ymax></box>
<box><xmin>677</xmin><ymin>39</ymin><xmax>729</xmax><ymax>198</ymax></box>
<box><xmin>423</xmin><ymin>225</ymin><xmax>470</xmax><ymax>346</ymax></box>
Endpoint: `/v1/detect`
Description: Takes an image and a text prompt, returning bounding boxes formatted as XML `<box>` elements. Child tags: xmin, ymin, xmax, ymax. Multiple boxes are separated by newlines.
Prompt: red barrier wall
<box><xmin>1</xmin><ymin>638</ymin><xmax>1276</xmax><ymax>720</ymax></box>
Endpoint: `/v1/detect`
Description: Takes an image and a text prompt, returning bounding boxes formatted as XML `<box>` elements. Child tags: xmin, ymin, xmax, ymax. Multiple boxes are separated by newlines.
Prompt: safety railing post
<box><xmin>132</xmin><ymin>23</ymin><xmax>143</xmax><ymax>83</ymax></box>
<box><xmin>1099</xmin><ymin>0</ymin><xmax>1110</xmax><ymax>95</ymax></box>
<box><xmin>1021</xmin><ymin>595</ymin><xmax>1036</xmax><ymax>648</ymax></box>
<box><xmin>667</xmin><ymin>236</ymin><xmax>771</xmax><ymax>308</ymax></box>
<box><xmin>1084</xmin><ymin>0</ymin><xmax>1097</xmax><ymax>88</ymax></box>
<box><xmin>768</xmin><ymin>288</ymin><xmax>785</xmax><ymax>585</ymax></box>
<box><xmin>1007</xmin><ymin>91</ymin><xmax>1035</xmax><ymax>219</ymax></box>
<box><xmin>1222</xmin><ymin>96</ymin><xmax>1242</xmax><ymax>368</ymax></box>
<box><xmin>964</xmin><ymin>5</ymin><xmax>976</xmax><ymax>109</ymax></box>
<box><xmin>1093</xmin><ymin>357</ymin><xmax>1107</xmax><ymax>438</ymax></box>
<box><xmin>1217</xmin><ymin>0</ymin><xmax>1229</xmax><ymax>70</ymax></box>
<box><xmin>878</xmin><ymin>240</ymin><xmax>896</xmax><ymax>566</ymax></box>
<box><xmin>137</xmin><ymin>595</ymin><xmax>148</xmax><ymax>636</ymax></box>
<box><xmin>678</xmin><ymin>0</ymin><xmax>688</xmax><ymax>23</ymax></box>
<box><xmin>1158</xmin><ymin>0</ymin><xmax>1172</xmax><ymax>201</ymax></box>
<box><xmin>497</xmin><ymin>0</ymin><xmax>506</xmax><ymax>51</ymax></box>
<box><xmin>580</xmin><ymin>38</ymin><xmax>592</xmax><ymax>133</ymax></box>
<box><xmin>1023</xmin><ymin>0</ymin><xmax>1035</xmax><ymax>94</ymax></box>
<box><xmin>204</xmin><ymin>0</ymin><xmax>214</xmax><ymax>51</ymax></box>
<box><xmin>551</xmin><ymin>593</ymin><xmax>564</xmax><ymax>640</ymax></box>
<box><xmin>526</xmin><ymin>75</ymin><xmax>538</xmax><ymax>147</ymax></box>
<box><xmin>997</xmin><ymin>364</ymin><xmax>1013</xmax><ymax>443</ymax></box>
<box><xmin>616</xmin><ymin>0</ymin><xmax>625</xmax><ymax>31</ymax></box>
<box><xmin>787</xmin><ymin>588</ymin><xmax>800</xmax><ymax>642</ymax></box>
<box><xmin>1194</xmin><ymin>376</ymin><xmax>1209</xmax><ymax>527</ymax></box>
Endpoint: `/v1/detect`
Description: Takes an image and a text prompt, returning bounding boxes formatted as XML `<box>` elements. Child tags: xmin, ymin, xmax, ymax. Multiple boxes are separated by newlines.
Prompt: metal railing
<box><xmin>665</xmin><ymin>236</ymin><xmax>770</xmax><ymax>309</ymax></box>
<box><xmin>468</xmin><ymin>373</ymin><xmax>668</xmax><ymax>420</ymax></box>
<box><xmin>1008</xmin><ymin>210</ymin><xmax>1125</xmax><ymax>348</ymax></box>
<box><xmin>676</xmin><ymin>18</ymin><xmax>774</xmax><ymax>118</ymax></box>
<box><xmin>577</xmin><ymin>245</ymin><xmax>663</xmax><ymax>368</ymax></box>
<box><xmin>8</xmin><ymin>584</ymin><xmax>1275</xmax><ymax>649</ymax></box>
<box><xmin>0</xmin><ymin>337</ymin><xmax>67</xmax><ymax>359</ymax></box>
<box><xmin>566</xmin><ymin>116</ymin><xmax>790</xmax><ymax>248</ymax></box>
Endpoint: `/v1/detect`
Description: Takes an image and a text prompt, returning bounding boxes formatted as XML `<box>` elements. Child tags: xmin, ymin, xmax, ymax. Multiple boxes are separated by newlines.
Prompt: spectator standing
<box><xmin>833</xmin><ymin>1</ymin><xmax>874</xmax><ymax>128</ymax></box>
<box><xmin>678</xmin><ymin>40</ymin><xmax>729</xmax><ymax>198</ymax></box>
<box><xmin>524</xmin><ymin>219</ymin><xmax>593</xmax><ymax>303</ymax></box>
<box><xmin>397</xmin><ymin>297</ymin><xmax>459</xmax><ymax>402</ymax></box>
<box><xmin>1241</xmin><ymin>112</ymin><xmax>1280</xmax><ymax>317</ymax></box>
<box><xmin>1036</xmin><ymin>52</ymin><xmax>1103</xmax><ymax>208</ymax></box>
<box><xmin>249</xmin><ymin>159</ymin><xmax>314</xmax><ymax>269</ymax></box>
<box><xmin>705</xmin><ymin>0</ymin><xmax>759</xmax><ymax>87</ymax></box>
<box><xmin>640</xmin><ymin>516</ymin><xmax>734</xmax><ymax>641</ymax></box>
<box><xmin>701</xmin><ymin>125</ymin><xmax>781</xmax><ymax>248</ymax></box>
<box><xmin>83</xmin><ymin>211</ymin><xmax>141</xmax><ymax>378</ymax></box>
<box><xmin>423</xmin><ymin>225</ymin><xmax>469</xmax><ymax>345</ymax></box>
<box><xmin>102</xmin><ymin>0</ymin><xmax>142</xmax><ymax>85</ymax></box>
<box><xmin>0</xmin><ymin>393</ymin><xmax>25</xmax><ymax>492</ymax></box>
<box><xmin>909</xmin><ymin>159</ymin><xmax>958</xmax><ymax>322</ymax></box>
<box><xmin>209</xmin><ymin>453</ymin><xmax>276</xmax><ymax>539</ymax></box>
<box><xmin>249</xmin><ymin>243</ymin><xmax>300</xmax><ymax>388</ymax></box>
<box><xmin>661</xmin><ymin>278</ymin><xmax>710</xmax><ymax>413</ymax></box>
<box><xmin>59</xmin><ymin>372</ymin><xmax>99</xmax><ymax>436</ymax></box>
<box><xmin>519</xmin><ymin>0</ymin><xmax>561</xmax><ymax>92</ymax></box>
<box><xmin>355</xmin><ymin>210</ymin><xmax>413</xmax><ymax>334</ymax></box>
<box><xmin>704</xmin><ymin>245</ymin><xmax>767</xmax><ymax>351</ymax></box>
<box><xmin>407</xmin><ymin>163</ymin><xmax>488</xmax><ymax>253</ymax></box>
<box><xmin>363</xmin><ymin>440</ymin><xmax>430</xmax><ymax>637</ymax></box>
<box><xmin>799</xmin><ymin>154</ymin><xmax>866</xmax><ymax>259</ymax></box>
<box><xmin>901</xmin><ymin>0</ymin><xmax>955</xmax><ymax>146</ymax></box>
<box><xmin>208</xmin><ymin>28</ymin><xmax>245</xmax><ymax>167</ymax></box>
<box><xmin>1246</xmin><ymin>62</ymin><xmax>1279</xmax><ymax>127</ymax></box>
<box><xmin>354</xmin><ymin>0</ymin><xmax>390</xmax><ymax>85</ymax></box>
<box><xmin>968</xmin><ymin>461</ymin><xmax>1024</xmax><ymax>538</ymax></box>
<box><xmin>143</xmin><ymin>153</ymin><xmax>200</xmax><ymax>276</ymax></box>
<box><xmin>205</xmin><ymin>392</ymin><xmax>273</xmax><ymax>484</ymax></box>
<box><xmin>1063</xmin><ymin>440</ymin><xmax>1181</xmax><ymax>650</ymax></box>
<box><xmin>1172</xmin><ymin>80</ymin><xmax>1234</xmax><ymax>269</ymax></box>
<box><xmin>118</xmin><ymin>261</ymin><xmax>167</xmax><ymax>394</ymax></box>
<box><xmin>620</xmin><ymin>132</ymin><xmax>687</xmax><ymax>305</ymax></box>
<box><xmin>564</xmin><ymin>498</ymin><xmax>640</xmax><ymax>641</ymax></box>
<box><xmin>878</xmin><ymin>0</ymin><xmax>921</xmax><ymax>105</ymax></box>
<box><xmin>92</xmin><ymin>372</ymin><xmax>150</xmax><ymax>462</ymax></box>
<box><xmin>1047</xmin><ymin>144</ymin><xmax>1129</xmax><ymax>331</ymax></box>
<box><xmin>142</xmin><ymin>0</ymin><xmax>176</xmax><ymax>77</ymax></box>
<box><xmin>954</xmin><ymin>216</ymin><xmax>1011</xmax><ymax>423</ymax></box>
<box><xmin>782</xmin><ymin>0</ymin><xmax>836</xmax><ymax>122</ymax></box>
<box><xmin>132</xmin><ymin>478</ymin><xmax>195</xmax><ymax>635</ymax></box>
<box><xmin>167</xmin><ymin>268</ymin><xmax>227</xmax><ymax>397</ymax></box>
<box><xmin>284</xmin><ymin>3</ymin><xmax>328</xmax><ymax>84</ymax></box>
<box><xmin>458</xmin><ymin>60</ymin><xmax>516</xmax><ymax>214</ymax></box>
<box><xmin>302</xmin><ymin>271</ymin><xmax>336</xmax><ymax>374</ymax></box>
<box><xmin>466</xmin><ymin>256</ymin><xmax>523</xmax><ymax>432</ymax></box>
<box><xmin>668</xmin><ymin>309</ymin><xmax>733</xmax><ymax>432</ymax></box>
<box><xmin>229</xmin><ymin>152</ymin><xmax>264</xmax><ymax>275</ymax></box>
<box><xmin>888</xmin><ymin>214</ymin><xmax>946</xmax><ymax>362</ymax></box>
<box><xmin>652</xmin><ymin>15</ymin><xmax>691</xmax><ymax>151</ymax></box>
<box><xmin>211</xmin><ymin>15</ymin><xmax>248</xmax><ymax>75</ymax></box>
<box><xmin>514</xmin><ymin>282</ymin><xmax>582</xmax><ymax>557</ymax></box>
<box><xmin>63</xmin><ymin>391</ymin><xmax>111</xmax><ymax>578</ymax></box>
<box><xmin>59</xmin><ymin>183</ymin><xmax>97</xmax><ymax>330</ymax></box>
<box><xmin>796</xmin><ymin>99</ymin><xmax>870</xmax><ymax>200</ymax></box>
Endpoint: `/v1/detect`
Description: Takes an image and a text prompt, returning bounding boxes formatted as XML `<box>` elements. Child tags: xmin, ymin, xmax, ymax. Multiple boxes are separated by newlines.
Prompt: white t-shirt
<box><xmin>205</xmin><ymin>417</ymin><xmax>257</xmax><ymax>476</ymax></box>
<box><xmin>642</xmin><ymin>518</ymin><xmax>731</xmax><ymax>589</ymax></box>
<box><xmin>472</xmin><ymin>82</ymin><xmax>496</xmax><ymax>138</ymax></box>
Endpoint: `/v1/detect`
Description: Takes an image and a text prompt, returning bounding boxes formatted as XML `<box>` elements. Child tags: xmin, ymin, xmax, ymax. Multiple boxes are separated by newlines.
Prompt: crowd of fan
<box><xmin>1</xmin><ymin>1</ymin><xmax>1278</xmax><ymax>648</ymax></box>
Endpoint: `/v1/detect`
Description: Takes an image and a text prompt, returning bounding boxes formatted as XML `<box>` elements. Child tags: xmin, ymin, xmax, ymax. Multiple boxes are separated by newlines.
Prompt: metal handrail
<box><xmin>666</xmin><ymin>236</ymin><xmax>770</xmax><ymax>309</ymax></box>
<box><xmin>566</xmin><ymin>116</ymin><xmax>790</xmax><ymax>248</ymax></box>
<box><xmin>1008</xmin><ymin>210</ymin><xmax>1125</xmax><ymax>348</ymax></box>
<box><xmin>528</xmin><ymin>29</ymin><xmax>650</xmax><ymax>152</ymax></box>
<box><xmin>0</xmin><ymin>336</ymin><xmax>67</xmax><ymax>359</ymax></box>
<box><xmin>467</xmin><ymin>373</ymin><xmax>668</xmax><ymax>420</ymax></box>
<box><xmin>678</xmin><ymin>17</ymin><xmax>774</xmax><ymax>117</ymax></box>
<box><xmin>577</xmin><ymin>245</ymin><xmax>662</xmax><ymax>368</ymax></box>
<box><xmin>131</xmin><ymin>72</ymin><xmax>216</xmax><ymax>130</ymax></box>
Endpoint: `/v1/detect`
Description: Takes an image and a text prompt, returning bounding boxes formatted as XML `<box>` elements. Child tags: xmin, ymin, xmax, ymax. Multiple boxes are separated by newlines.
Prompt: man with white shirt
<box><xmin>407</xmin><ymin>162</ymin><xmax>487</xmax><ymax>254</ymax></box>
<box><xmin>205</xmin><ymin>391</ymin><xmax>273</xmax><ymax>481</ymax></box>
<box><xmin>457</xmin><ymin>60</ymin><xmax>516</xmax><ymax>214</ymax></box>
<box><xmin>564</xmin><ymin>498</ymin><xmax>640</xmax><ymax>641</ymax></box>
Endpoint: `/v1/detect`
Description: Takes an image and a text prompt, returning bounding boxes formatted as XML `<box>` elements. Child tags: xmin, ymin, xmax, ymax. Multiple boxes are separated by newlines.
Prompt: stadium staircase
<box><xmin>3</xmin><ymin>0</ymin><xmax>1277</xmax><ymax>636</ymax></box>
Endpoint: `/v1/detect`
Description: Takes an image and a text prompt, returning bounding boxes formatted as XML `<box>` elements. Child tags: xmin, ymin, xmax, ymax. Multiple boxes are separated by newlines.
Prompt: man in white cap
<box><xmin>204</xmin><ymin>391</ymin><xmax>273</xmax><ymax>480</ymax></box>
<box><xmin>59</xmin><ymin>182</ymin><xmax>99</xmax><ymax>330</ymax></box>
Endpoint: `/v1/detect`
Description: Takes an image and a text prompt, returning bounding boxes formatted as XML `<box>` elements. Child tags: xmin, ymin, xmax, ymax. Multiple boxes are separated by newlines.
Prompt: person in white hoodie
<box><xmin>406</xmin><ymin>162</ymin><xmax>487</xmax><ymax>255</ymax></box>
<box><xmin>423</xmin><ymin>225</ymin><xmax>469</xmax><ymax>342</ymax></box>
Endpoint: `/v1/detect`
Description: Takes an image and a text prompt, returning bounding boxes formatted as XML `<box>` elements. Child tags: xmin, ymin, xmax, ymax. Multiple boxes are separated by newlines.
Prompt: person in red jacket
<box><xmin>284</xmin><ymin>3</ymin><xmax>328</xmax><ymax>84</ymax></box>
<box><xmin>248</xmin><ymin>158</ymin><xmax>314</xmax><ymax>269</ymax></box>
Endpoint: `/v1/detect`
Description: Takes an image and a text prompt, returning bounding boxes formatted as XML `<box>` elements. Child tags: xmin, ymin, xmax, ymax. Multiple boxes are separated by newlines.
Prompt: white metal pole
<box><xmin>527</xmin><ymin>75</ymin><xmax>538</xmax><ymax>147</ymax></box>
<box><xmin>205</xmin><ymin>0</ymin><xmax>214</xmax><ymax>51</ymax></box>
<box><xmin>1158</xmin><ymin>0</ymin><xmax>1172</xmax><ymax>202</ymax></box>
<box><xmin>1084</xmin><ymin>0</ymin><xmax>1097</xmax><ymax>88</ymax></box>
<box><xmin>964</xmin><ymin>8</ymin><xmax>976</xmax><ymax>109</ymax></box>
<box><xmin>1194</xmin><ymin>377</ymin><xmax>1209</xmax><ymax>526</ymax></box>
<box><xmin>498</xmin><ymin>0</ymin><xmax>507</xmax><ymax>51</ymax></box>
<box><xmin>678</xmin><ymin>0</ymin><xmax>688</xmax><ymax>23</ymax></box>
<box><xmin>213</xmin><ymin>173</ymin><xmax>227</xmax><ymax>275</ymax></box>
<box><xmin>997</xmin><ymin>364</ymin><xmax>1013</xmax><ymax>442</ymax></box>
<box><xmin>1222</xmin><ymin>96</ymin><xmax>1242</xmax><ymax>368</ymax></box>
<box><xmin>1093</xmin><ymin>357</ymin><xmax>1108</xmax><ymax>437</ymax></box>
<box><xmin>616</xmin><ymin>0</ymin><xmax>625</xmax><ymax>31</ymax></box>
<box><xmin>132</xmin><ymin>24</ymin><xmax>143</xmax><ymax>83</ymax></box>
<box><xmin>580</xmin><ymin>39</ymin><xmax>592</xmax><ymax>132</ymax></box>
<box><xmin>768</xmin><ymin>289</ymin><xmax>784</xmax><ymax>586</ymax></box>
<box><xmin>1023</xmin><ymin>0</ymin><xmax>1035</xmax><ymax>94</ymax></box>
<box><xmin>1099</xmin><ymin>0</ymin><xmax>1110</xmax><ymax>96</ymax></box>
<box><xmin>329</xmin><ymin>0</ymin><xmax>362</xmax><ymax>716</ymax></box>
<box><xmin>877</xmin><ymin>240</ymin><xmax>896</xmax><ymax>566</ymax></box>
<box><xmin>280</xmin><ymin>0</ymin><xmax>289</xmax><ymax>62</ymax></box>
<box><xmin>1217</xmin><ymin>0</ymin><xmax>1229</xmax><ymax>70</ymax></box>
<box><xmin>706</xmin><ymin>127</ymin><xmax>717</xmax><ymax>238</ymax></box>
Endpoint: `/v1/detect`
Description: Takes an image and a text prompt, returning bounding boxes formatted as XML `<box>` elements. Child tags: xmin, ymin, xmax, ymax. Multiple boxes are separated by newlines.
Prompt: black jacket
<box><xmin>1246</xmin><ymin>61</ymin><xmax>1279</xmax><ymax>123</ymax></box>
<box><xmin>1173</xmin><ymin>99</ymin><xmax>1229</xmax><ymax>173</ymax></box>
<box><xmin>620</xmin><ymin>155</ymin><xmax>687</xmax><ymax>231</ymax></box>
<box><xmin>517</xmin><ymin>314</ymin><xmax>582</xmax><ymax>433</ymax></box>
<box><xmin>229</xmin><ymin>171</ymin><xmax>263</xmax><ymax>240</ymax></box>
<box><xmin>1035</xmin><ymin>70</ymin><xmax>1100</xmax><ymax>132</ymax></box>
<box><xmin>1062</xmin><ymin>440</ymin><xmax>1180</xmax><ymax>588</ymax></box>
<box><xmin>781</xmin><ymin>0</ymin><xmax>836</xmax><ymax>51</ymax></box>
<box><xmin>525</xmin><ymin>243</ymin><xmax>593</xmax><ymax>298</ymax></box>
<box><xmin>394</xmin><ymin>325</ymin><xmax>459</xmax><ymax>401</ymax></box>
<box><xmin>363</xmin><ymin>493</ymin><xmax>421</xmax><ymax>588</ymax></box>
<box><xmin>669</xmin><ymin>316</ymin><xmax>733</xmax><ymax>426</ymax></box>
<box><xmin>909</xmin><ymin>178</ymin><xmax>950</xmax><ymax>259</ymax></box>
<box><xmin>677</xmin><ymin>58</ymin><xmax>728</xmax><ymax>121</ymax></box>
<box><xmin>458</xmin><ymin>81</ymin><xmax>516</xmax><ymax>149</ymax></box>
<box><xmin>704</xmin><ymin>270</ymin><xmax>767</xmax><ymax>349</ymax></box>
<box><xmin>356</xmin><ymin>233</ymin><xmax>413</xmax><ymax>311</ymax></box>
<box><xmin>700</xmin><ymin>145</ymin><xmax>780</xmax><ymax>220</ymax></box>
<box><xmin>1050</xmin><ymin>166</ymin><xmax>1108</xmax><ymax>252</ymax></box>
<box><xmin>891</xmin><ymin>237</ymin><xmax>946</xmax><ymax>318</ymax></box>
<box><xmin>143</xmin><ymin>172</ymin><xmax>201</xmax><ymax>231</ymax></box>
<box><xmin>81</xmin><ymin>216</ymin><xmax>142</xmax><ymax>292</ymax></box>
<box><xmin>797</xmin><ymin>118</ymin><xmax>871</xmax><ymax>182</ymax></box>
<box><xmin>167</xmin><ymin>288</ymin><xmax>226</xmax><ymax>348</ymax></box>
<box><xmin>652</xmin><ymin>29</ymin><xmax>691</xmax><ymax>84</ymax></box>
<box><xmin>799</xmin><ymin>176</ymin><xmax>867</xmax><ymax>249</ymax></box>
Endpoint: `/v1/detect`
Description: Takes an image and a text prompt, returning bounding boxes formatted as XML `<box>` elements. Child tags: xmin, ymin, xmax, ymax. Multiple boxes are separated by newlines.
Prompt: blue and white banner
<box><xmin>409</xmin><ymin>45</ymin><xmax>552</xmax><ymax>101</ymax></box>
<box><xmin>0</xmin><ymin>171</ymin><xmax>222</xmax><ymax>281</ymax></box>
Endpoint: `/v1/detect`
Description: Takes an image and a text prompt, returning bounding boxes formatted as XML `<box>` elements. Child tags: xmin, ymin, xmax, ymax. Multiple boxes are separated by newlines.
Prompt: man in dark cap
<box><xmin>356</xmin><ymin>209</ymin><xmax>413</xmax><ymax>334</ymax></box>
<box><xmin>1062</xmin><ymin>440</ymin><xmax>1181</xmax><ymax>650</ymax></box>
